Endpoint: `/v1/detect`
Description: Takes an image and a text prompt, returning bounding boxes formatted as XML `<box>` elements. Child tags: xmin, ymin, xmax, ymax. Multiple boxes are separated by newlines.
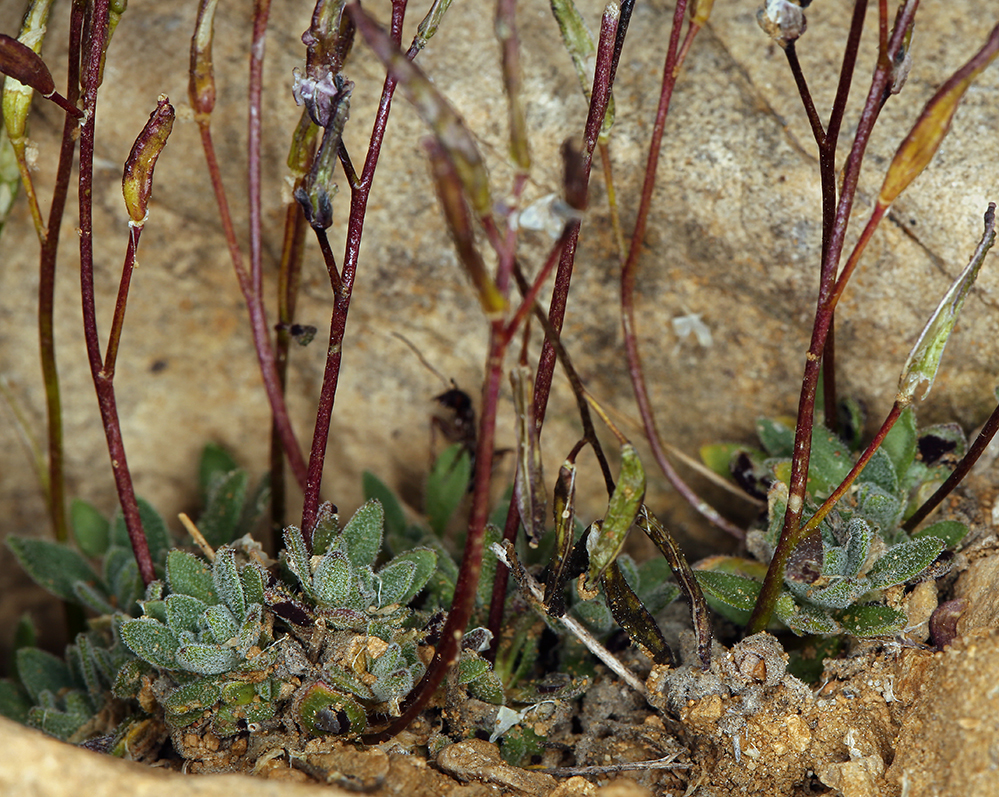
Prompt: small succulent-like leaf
<box><xmin>457</xmin><ymin>650</ymin><xmax>490</xmax><ymax>685</ymax></box>
<box><xmin>166</xmin><ymin>549</ymin><xmax>218</xmax><ymax>604</ymax></box>
<box><xmin>571</xmin><ymin>595</ymin><xmax>614</xmax><ymax>634</ymax></box>
<box><xmin>163</xmin><ymin>677</ymin><xmax>222</xmax><ymax>716</ymax></box>
<box><xmin>426</xmin><ymin>444</ymin><xmax>471</xmax><ymax>537</ymax></box>
<box><xmin>70</xmin><ymin>635</ymin><xmax>104</xmax><ymax>698</ymax></box>
<box><xmin>806</xmin><ymin>429</ymin><xmax>854</xmax><ymax>500</ymax></box>
<box><xmin>70</xmin><ymin>499</ymin><xmax>110</xmax><ymax>558</ymax></box>
<box><xmin>822</xmin><ymin>545</ymin><xmax>847</xmax><ymax>578</ymax></box>
<box><xmin>104</xmin><ymin>546</ymin><xmax>142</xmax><ymax>610</ymax></box>
<box><xmin>111</xmin><ymin>658</ymin><xmax>154</xmax><ymax>700</ymax></box>
<box><xmin>585</xmin><ymin>444</ymin><xmax>645</xmax><ymax>590</ymax></box>
<box><xmin>374</xmin><ymin>559</ymin><xmax>416</xmax><ymax>609</ymax></box>
<box><xmin>198</xmin><ymin>443</ymin><xmax>238</xmax><ymax>501</ymax></box>
<box><xmin>27</xmin><ymin>701</ymin><xmax>91</xmax><ymax>741</ymax></box>
<box><xmin>855</xmin><ymin>484</ymin><xmax>904</xmax><ymax>540</ymax></box>
<box><xmin>468</xmin><ymin>667</ymin><xmax>506</xmax><ymax>705</ymax></box>
<box><xmin>311</xmin><ymin>501</ymin><xmax>341</xmax><ymax>557</ymax></box>
<box><xmin>16</xmin><ymin>648</ymin><xmax>74</xmax><ymax>702</ymax></box>
<box><xmin>834</xmin><ymin>603</ymin><xmax>907</xmax><ymax>636</ymax></box>
<box><xmin>111</xmin><ymin>497</ymin><xmax>172</xmax><ymax>566</ymax></box>
<box><xmin>6</xmin><ymin>536</ymin><xmax>100</xmax><ymax>604</ymax></box>
<box><xmin>72</xmin><ymin>580</ymin><xmax>115</xmax><ymax>616</ymax></box>
<box><xmin>913</xmin><ymin>519</ymin><xmax>968</xmax><ymax>549</ymax></box>
<box><xmin>881</xmin><ymin>406</ymin><xmax>918</xmax><ymax>480</ymax></box>
<box><xmin>370</xmin><ymin>666</ymin><xmax>415</xmax><ymax>706</ymax></box>
<box><xmin>201</xmin><ymin>604</ymin><xmax>240</xmax><ymax>645</ymax></box>
<box><xmin>240</xmin><ymin>562</ymin><xmax>266</xmax><ymax>607</ymax></box>
<box><xmin>212</xmin><ymin>546</ymin><xmax>246</xmax><ymax>618</ymax></box>
<box><xmin>694</xmin><ymin>570</ymin><xmax>762</xmax><ymax>620</ymax></box>
<box><xmin>362</xmin><ymin>472</ymin><xmax>406</xmax><ymax>541</ymax></box>
<box><xmin>776</xmin><ymin>598</ymin><xmax>841</xmax><ymax>635</ymax></box>
<box><xmin>312</xmin><ymin>549</ymin><xmax>352</xmax><ymax>607</ymax></box>
<box><xmin>120</xmin><ymin>619</ymin><xmax>180</xmax><ymax>668</ymax></box>
<box><xmin>867</xmin><ymin>536</ymin><xmax>945</xmax><ymax>589</ymax></box>
<box><xmin>297</xmin><ymin>681</ymin><xmax>367</xmax><ymax>736</ymax></box>
<box><xmin>236</xmin><ymin>603</ymin><xmax>263</xmax><ymax>657</ymax></box>
<box><xmin>166</xmin><ymin>594</ymin><xmax>209</xmax><ymax>635</ymax></box>
<box><xmin>843</xmin><ymin>518</ymin><xmax>875</xmax><ymax>579</ymax></box>
<box><xmin>322</xmin><ymin>664</ymin><xmax>375</xmax><ymax>700</ymax></box>
<box><xmin>756</xmin><ymin>417</ymin><xmax>795</xmax><ymax>458</ymax></box>
<box><xmin>855</xmin><ymin>447</ymin><xmax>898</xmax><ymax>495</ymax></box>
<box><xmin>175</xmin><ymin>643</ymin><xmax>238</xmax><ymax>675</ymax></box>
<box><xmin>341</xmin><ymin>500</ymin><xmax>384</xmax><ymax>569</ymax></box>
<box><xmin>282</xmin><ymin>525</ymin><xmax>315</xmax><ymax>597</ymax></box>
<box><xmin>383</xmin><ymin>548</ymin><xmax>437</xmax><ymax>606</ymax></box>
<box><xmin>0</xmin><ymin>680</ymin><xmax>32</xmax><ymax>724</ymax></box>
<box><xmin>198</xmin><ymin>468</ymin><xmax>248</xmax><ymax>549</ymax></box>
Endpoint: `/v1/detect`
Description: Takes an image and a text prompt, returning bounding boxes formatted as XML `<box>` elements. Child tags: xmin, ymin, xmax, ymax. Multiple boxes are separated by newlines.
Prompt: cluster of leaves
<box><xmin>697</xmin><ymin>406</ymin><xmax>967</xmax><ymax>636</ymax></box>
<box><xmin>0</xmin><ymin>445</ymin><xmax>512</xmax><ymax>753</ymax></box>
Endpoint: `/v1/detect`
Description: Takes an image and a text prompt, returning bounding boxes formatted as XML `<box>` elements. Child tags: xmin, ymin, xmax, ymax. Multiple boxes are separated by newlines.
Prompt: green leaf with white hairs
<box><xmin>198</xmin><ymin>468</ymin><xmax>248</xmax><ymax>549</ymax></box>
<box><xmin>834</xmin><ymin>603</ymin><xmax>907</xmax><ymax>636</ymax></box>
<box><xmin>387</xmin><ymin>548</ymin><xmax>437</xmax><ymax>605</ymax></box>
<box><xmin>6</xmin><ymin>536</ymin><xmax>100</xmax><ymax>604</ymax></box>
<box><xmin>16</xmin><ymin>648</ymin><xmax>74</xmax><ymax>702</ymax></box>
<box><xmin>70</xmin><ymin>499</ymin><xmax>110</xmax><ymax>558</ymax></box>
<box><xmin>282</xmin><ymin>525</ymin><xmax>315</xmax><ymax>598</ymax></box>
<box><xmin>843</xmin><ymin>518</ymin><xmax>875</xmax><ymax>579</ymax></box>
<box><xmin>240</xmin><ymin>562</ymin><xmax>265</xmax><ymax>607</ymax></box>
<box><xmin>756</xmin><ymin>417</ymin><xmax>795</xmax><ymax>458</ymax></box>
<box><xmin>312</xmin><ymin>550</ymin><xmax>352</xmax><ymax>607</ymax></box>
<box><xmin>867</xmin><ymin>536</ymin><xmax>944</xmax><ymax>589</ymax></box>
<box><xmin>0</xmin><ymin>680</ymin><xmax>32</xmax><ymax>725</ymax></box>
<box><xmin>310</xmin><ymin>502</ymin><xmax>341</xmax><ymax>557</ymax></box>
<box><xmin>111</xmin><ymin>497</ymin><xmax>172</xmax><ymax>566</ymax></box>
<box><xmin>198</xmin><ymin>443</ymin><xmax>239</xmax><ymax>501</ymax></box>
<box><xmin>340</xmin><ymin>500</ymin><xmax>384</xmax><ymax>569</ymax></box>
<box><xmin>426</xmin><ymin>444</ymin><xmax>471</xmax><ymax>537</ymax></box>
<box><xmin>166</xmin><ymin>594</ymin><xmax>209</xmax><ymax>635</ymax></box>
<box><xmin>213</xmin><ymin>547</ymin><xmax>245</xmax><ymax>618</ymax></box>
<box><xmin>120</xmin><ymin>619</ymin><xmax>180</xmax><ymax>668</ymax></box>
<box><xmin>374</xmin><ymin>559</ymin><xmax>416</xmax><ymax>609</ymax></box>
<box><xmin>913</xmin><ymin>519</ymin><xmax>968</xmax><ymax>548</ymax></box>
<box><xmin>175</xmin><ymin>643</ymin><xmax>238</xmax><ymax>675</ymax></box>
<box><xmin>201</xmin><ymin>604</ymin><xmax>239</xmax><ymax>645</ymax></box>
<box><xmin>166</xmin><ymin>549</ymin><xmax>217</xmax><ymax>604</ymax></box>
<box><xmin>236</xmin><ymin>603</ymin><xmax>263</xmax><ymax>657</ymax></box>
<box><xmin>776</xmin><ymin>598</ymin><xmax>842</xmax><ymax>635</ymax></box>
<box><xmin>898</xmin><ymin>209</ymin><xmax>996</xmax><ymax>404</ymax></box>
<box><xmin>163</xmin><ymin>677</ymin><xmax>222</xmax><ymax>716</ymax></box>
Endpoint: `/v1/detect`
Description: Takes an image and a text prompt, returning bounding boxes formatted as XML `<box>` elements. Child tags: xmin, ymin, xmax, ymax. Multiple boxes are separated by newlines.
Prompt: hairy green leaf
<box><xmin>70</xmin><ymin>499</ymin><xmax>110</xmax><ymax>558</ymax></box>
<box><xmin>166</xmin><ymin>549</ymin><xmax>217</xmax><ymax>604</ymax></box>
<box><xmin>120</xmin><ymin>619</ymin><xmax>180</xmax><ymax>668</ymax></box>
<box><xmin>341</xmin><ymin>500</ymin><xmax>384</xmax><ymax>569</ymax></box>
<box><xmin>6</xmin><ymin>536</ymin><xmax>100</xmax><ymax>604</ymax></box>
<box><xmin>867</xmin><ymin>536</ymin><xmax>944</xmax><ymax>589</ymax></box>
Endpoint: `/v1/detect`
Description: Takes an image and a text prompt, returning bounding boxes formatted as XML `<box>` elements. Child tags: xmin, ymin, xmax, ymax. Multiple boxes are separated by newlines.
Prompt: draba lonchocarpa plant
<box><xmin>1</xmin><ymin>447</ymin><xmax>509</xmax><ymax>764</ymax></box>
<box><xmin>695</xmin><ymin>406</ymin><xmax>969</xmax><ymax>637</ymax></box>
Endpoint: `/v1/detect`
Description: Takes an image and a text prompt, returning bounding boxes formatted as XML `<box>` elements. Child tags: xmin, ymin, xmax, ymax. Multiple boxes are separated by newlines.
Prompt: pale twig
<box><xmin>178</xmin><ymin>512</ymin><xmax>215</xmax><ymax>561</ymax></box>
<box><xmin>492</xmin><ymin>541</ymin><xmax>647</xmax><ymax>697</ymax></box>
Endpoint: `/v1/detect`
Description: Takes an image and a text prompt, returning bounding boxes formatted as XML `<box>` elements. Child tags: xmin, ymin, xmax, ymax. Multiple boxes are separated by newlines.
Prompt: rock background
<box><xmin>1</xmin><ymin>0</ymin><xmax>997</xmax><ymax>658</ymax></box>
